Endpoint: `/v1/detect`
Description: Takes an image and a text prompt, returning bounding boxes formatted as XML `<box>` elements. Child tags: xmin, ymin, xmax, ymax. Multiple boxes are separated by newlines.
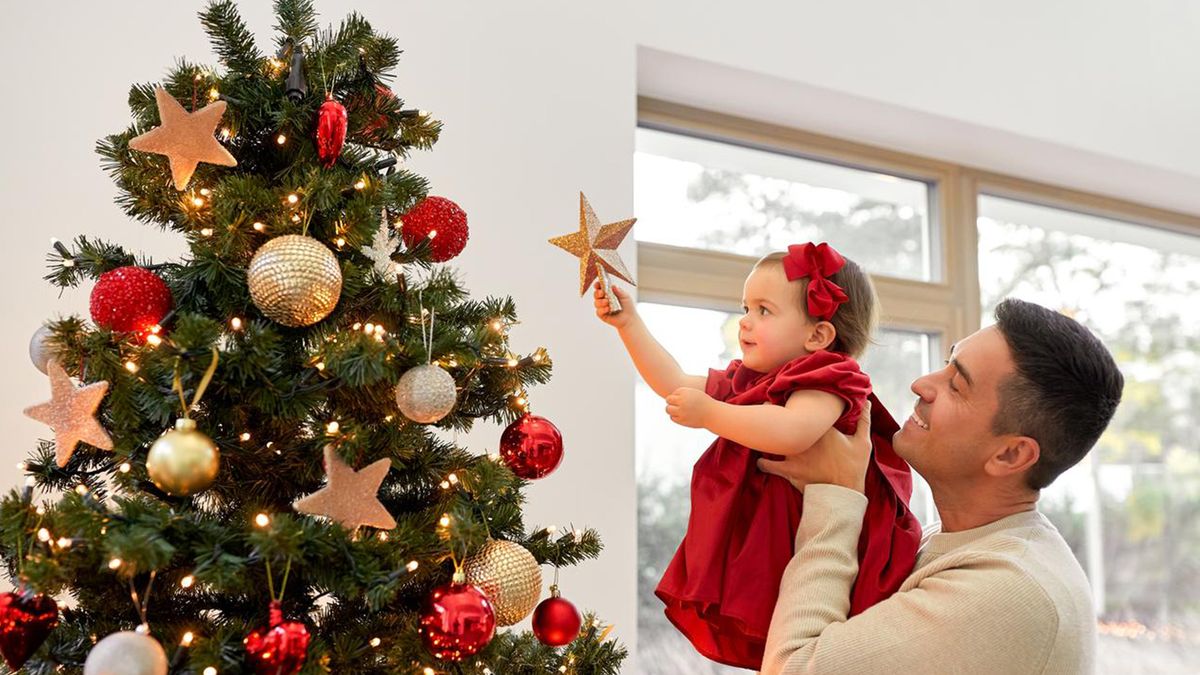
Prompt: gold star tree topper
<box><xmin>23</xmin><ymin>360</ymin><xmax>114</xmax><ymax>467</ymax></box>
<box><xmin>293</xmin><ymin>445</ymin><xmax>397</xmax><ymax>530</ymax></box>
<box><xmin>128</xmin><ymin>87</ymin><xmax>238</xmax><ymax>190</ymax></box>
<box><xmin>549</xmin><ymin>192</ymin><xmax>636</xmax><ymax>312</ymax></box>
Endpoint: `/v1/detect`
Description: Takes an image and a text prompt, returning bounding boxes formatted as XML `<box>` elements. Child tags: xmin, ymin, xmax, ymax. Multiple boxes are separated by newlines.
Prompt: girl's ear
<box><xmin>806</xmin><ymin>321</ymin><xmax>837</xmax><ymax>351</ymax></box>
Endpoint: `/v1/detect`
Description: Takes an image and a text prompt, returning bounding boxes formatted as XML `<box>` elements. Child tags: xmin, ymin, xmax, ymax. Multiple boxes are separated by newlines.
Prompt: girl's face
<box><xmin>738</xmin><ymin>265</ymin><xmax>817</xmax><ymax>372</ymax></box>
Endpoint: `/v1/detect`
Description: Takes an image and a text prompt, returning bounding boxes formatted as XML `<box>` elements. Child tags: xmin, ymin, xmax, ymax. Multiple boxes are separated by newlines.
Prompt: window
<box><xmin>634</xmin><ymin>98</ymin><xmax>1200</xmax><ymax>675</ymax></box>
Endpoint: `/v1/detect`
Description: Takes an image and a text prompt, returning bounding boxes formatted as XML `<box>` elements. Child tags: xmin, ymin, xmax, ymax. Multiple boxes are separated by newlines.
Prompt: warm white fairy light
<box><xmin>199</xmin><ymin>188</ymin><xmax>212</xmax><ymax>197</ymax></box>
<box><xmin>314</xmin><ymin>361</ymin><xmax>325</xmax><ymax>371</ymax></box>
<box><xmin>377</xmin><ymin>532</ymin><xmax>389</xmax><ymax>542</ymax></box>
<box><xmin>438</xmin><ymin>514</ymin><xmax>451</xmax><ymax>528</ymax></box>
<box><xmin>230</xmin><ymin>317</ymin><xmax>243</xmax><ymax>330</ymax></box>
<box><xmin>208</xmin><ymin>87</ymin><xmax>219</xmax><ymax>101</ymax></box>
<box><xmin>276</xmin><ymin>134</ymin><xmax>287</xmax><ymax>145</ymax></box>
<box><xmin>447</xmin><ymin>473</ymin><xmax>459</xmax><ymax>485</ymax></box>
<box><xmin>428</xmin><ymin>229</ymin><xmax>438</xmax><ymax>239</ymax></box>
<box><xmin>118</xmin><ymin>462</ymin><xmax>131</xmax><ymax>473</ymax></box>
<box><xmin>35</xmin><ymin>505</ymin><xmax>46</xmax><ymax>516</ymax></box>
<box><xmin>181</xmin><ymin>631</ymin><xmax>195</xmax><ymax>646</ymax></box>
<box><xmin>407</xmin><ymin>560</ymin><xmax>419</xmax><ymax>572</ymax></box>
<box><xmin>192</xmin><ymin>196</ymin><xmax>205</xmax><ymax>207</ymax></box>
<box><xmin>573</xmin><ymin>528</ymin><xmax>584</xmax><ymax>543</ymax></box>
<box><xmin>240</xmin><ymin>432</ymin><xmax>251</xmax><ymax>442</ymax></box>
<box><xmin>180</xmin><ymin>575</ymin><xmax>195</xmax><ymax>589</ymax></box>
<box><xmin>108</xmin><ymin>557</ymin><xmax>123</xmax><ymax>570</ymax></box>
<box><xmin>439</xmin><ymin>480</ymin><xmax>450</xmax><ymax>490</ymax></box>
<box><xmin>559</xmin><ymin>667</ymin><xmax>567</xmax><ymax>673</ymax></box>
<box><xmin>506</xmin><ymin>358</ymin><xmax>519</xmax><ymax>368</ymax></box>
<box><xmin>326</xmin><ymin>421</ymin><xmax>340</xmax><ymax>434</ymax></box>
<box><xmin>286</xmin><ymin>193</ymin><xmax>299</xmax><ymax>204</ymax></box>
<box><xmin>200</xmin><ymin>228</ymin><xmax>214</xmax><ymax>237</ymax></box>
<box><xmin>203</xmin><ymin>668</ymin><xmax>217</xmax><ymax>675</ymax></box>
<box><xmin>254</xmin><ymin>513</ymin><xmax>270</xmax><ymax>528</ymax></box>
<box><xmin>220</xmin><ymin>127</ymin><xmax>231</xmax><ymax>140</ymax></box>
<box><xmin>291</xmin><ymin>213</ymin><xmax>302</xmax><ymax>223</ymax></box>
<box><xmin>545</xmin><ymin>525</ymin><xmax>558</xmax><ymax>536</ymax></box>
<box><xmin>75</xmin><ymin>484</ymin><xmax>89</xmax><ymax>496</ymax></box>
<box><xmin>252</xmin><ymin>221</ymin><xmax>265</xmax><ymax>232</ymax></box>
<box><xmin>56</xmin><ymin>537</ymin><xmax>72</xmax><ymax>549</ymax></box>
<box><xmin>354</xmin><ymin>179</ymin><xmax>367</xmax><ymax>190</ymax></box>
<box><xmin>335</xmin><ymin>237</ymin><xmax>346</xmax><ymax>249</ymax></box>
<box><xmin>146</xmin><ymin>333</ymin><xmax>163</xmax><ymax>346</ymax></box>
<box><xmin>423</xmin><ymin>668</ymin><xmax>435</xmax><ymax>675</ymax></box>
<box><xmin>125</xmin><ymin>360</ymin><xmax>139</xmax><ymax>373</ymax></box>
<box><xmin>384</xmin><ymin>414</ymin><xmax>394</xmax><ymax>422</ymax></box>
<box><xmin>36</xmin><ymin>528</ymin><xmax>50</xmax><ymax>542</ymax></box>
<box><xmin>489</xmin><ymin>319</ymin><xmax>503</xmax><ymax>332</ymax></box>
<box><xmin>369</xmin><ymin>637</ymin><xmax>381</xmax><ymax>647</ymax></box>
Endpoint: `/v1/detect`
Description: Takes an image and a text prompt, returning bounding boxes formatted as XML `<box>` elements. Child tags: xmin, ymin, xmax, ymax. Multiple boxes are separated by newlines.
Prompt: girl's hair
<box><xmin>754</xmin><ymin>251</ymin><xmax>879</xmax><ymax>359</ymax></box>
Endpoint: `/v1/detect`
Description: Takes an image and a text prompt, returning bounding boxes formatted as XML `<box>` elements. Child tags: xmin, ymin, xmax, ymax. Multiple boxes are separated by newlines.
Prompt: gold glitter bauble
<box><xmin>247</xmin><ymin>235</ymin><xmax>342</xmax><ymax>327</ymax></box>
<box><xmin>146</xmin><ymin>418</ymin><xmax>219</xmax><ymax>496</ymax></box>
<box><xmin>394</xmin><ymin>364</ymin><xmax>457</xmax><ymax>423</ymax></box>
<box><xmin>463</xmin><ymin>539</ymin><xmax>542</xmax><ymax>626</ymax></box>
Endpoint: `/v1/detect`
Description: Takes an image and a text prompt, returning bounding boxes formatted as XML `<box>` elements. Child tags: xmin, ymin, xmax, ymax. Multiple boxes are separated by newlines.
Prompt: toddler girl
<box><xmin>595</xmin><ymin>242</ymin><xmax>921</xmax><ymax>670</ymax></box>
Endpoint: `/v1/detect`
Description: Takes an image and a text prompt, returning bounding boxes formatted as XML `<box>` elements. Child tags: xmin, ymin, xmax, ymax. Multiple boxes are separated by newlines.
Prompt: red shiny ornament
<box><xmin>244</xmin><ymin>601</ymin><xmax>311</xmax><ymax>675</ymax></box>
<box><xmin>400</xmin><ymin>196</ymin><xmax>469</xmax><ymax>262</ymax></box>
<box><xmin>0</xmin><ymin>590</ymin><xmax>59</xmax><ymax>670</ymax></box>
<box><xmin>89</xmin><ymin>266</ymin><xmax>172</xmax><ymax>335</ymax></box>
<box><xmin>418</xmin><ymin>581</ymin><xmax>496</xmax><ymax>661</ymax></box>
<box><xmin>315</xmin><ymin>95</ymin><xmax>348</xmax><ymax>169</ymax></box>
<box><xmin>532</xmin><ymin>590</ymin><xmax>582</xmax><ymax>647</ymax></box>
<box><xmin>499</xmin><ymin>414</ymin><xmax>564</xmax><ymax>479</ymax></box>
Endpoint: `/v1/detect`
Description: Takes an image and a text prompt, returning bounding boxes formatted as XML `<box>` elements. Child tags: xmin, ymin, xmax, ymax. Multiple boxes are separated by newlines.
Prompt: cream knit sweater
<box><xmin>760</xmin><ymin>485</ymin><xmax>1096</xmax><ymax>675</ymax></box>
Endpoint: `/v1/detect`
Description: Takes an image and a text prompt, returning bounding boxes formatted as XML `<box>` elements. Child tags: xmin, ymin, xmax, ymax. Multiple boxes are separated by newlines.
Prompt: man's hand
<box><xmin>757</xmin><ymin>401</ymin><xmax>873</xmax><ymax>494</ymax></box>
<box><xmin>666</xmin><ymin>387</ymin><xmax>715</xmax><ymax>429</ymax></box>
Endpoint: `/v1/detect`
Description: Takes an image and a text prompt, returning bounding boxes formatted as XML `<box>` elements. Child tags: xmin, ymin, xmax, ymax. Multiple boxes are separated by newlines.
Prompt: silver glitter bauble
<box><xmin>29</xmin><ymin>324</ymin><xmax>54</xmax><ymax>374</ymax></box>
<box><xmin>464</xmin><ymin>539</ymin><xmax>543</xmax><ymax>626</ymax></box>
<box><xmin>247</xmin><ymin>235</ymin><xmax>342</xmax><ymax>327</ymax></box>
<box><xmin>84</xmin><ymin>629</ymin><xmax>167</xmax><ymax>675</ymax></box>
<box><xmin>394</xmin><ymin>364</ymin><xmax>457</xmax><ymax>423</ymax></box>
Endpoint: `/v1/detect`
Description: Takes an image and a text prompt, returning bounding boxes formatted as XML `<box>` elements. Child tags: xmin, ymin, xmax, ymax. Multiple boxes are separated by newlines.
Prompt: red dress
<box><xmin>654</xmin><ymin>351</ymin><xmax>922</xmax><ymax>670</ymax></box>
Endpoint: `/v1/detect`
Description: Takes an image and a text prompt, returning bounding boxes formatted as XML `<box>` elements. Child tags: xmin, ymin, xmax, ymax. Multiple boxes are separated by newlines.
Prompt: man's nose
<box><xmin>911</xmin><ymin>374</ymin><xmax>935</xmax><ymax>401</ymax></box>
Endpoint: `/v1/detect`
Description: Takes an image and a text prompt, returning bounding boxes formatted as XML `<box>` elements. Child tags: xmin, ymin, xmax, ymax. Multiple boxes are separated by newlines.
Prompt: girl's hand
<box><xmin>594</xmin><ymin>280</ymin><xmax>637</xmax><ymax>329</ymax></box>
<box><xmin>666</xmin><ymin>387</ymin><xmax>715</xmax><ymax>428</ymax></box>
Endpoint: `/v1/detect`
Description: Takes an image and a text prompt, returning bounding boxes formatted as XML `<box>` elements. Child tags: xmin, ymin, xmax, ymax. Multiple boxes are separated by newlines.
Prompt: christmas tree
<box><xmin>0</xmin><ymin>1</ymin><xmax>626</xmax><ymax>673</ymax></box>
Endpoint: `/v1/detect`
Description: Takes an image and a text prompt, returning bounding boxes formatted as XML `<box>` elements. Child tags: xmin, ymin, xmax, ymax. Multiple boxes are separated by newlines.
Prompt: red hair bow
<box><xmin>781</xmin><ymin>242</ymin><xmax>848</xmax><ymax>321</ymax></box>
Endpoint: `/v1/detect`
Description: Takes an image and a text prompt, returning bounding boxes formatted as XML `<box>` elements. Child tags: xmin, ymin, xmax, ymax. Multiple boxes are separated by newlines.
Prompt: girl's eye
<box><xmin>759</xmin><ymin>307</ymin><xmax>770</xmax><ymax>315</ymax></box>
<box><xmin>741</xmin><ymin>306</ymin><xmax>749</xmax><ymax>314</ymax></box>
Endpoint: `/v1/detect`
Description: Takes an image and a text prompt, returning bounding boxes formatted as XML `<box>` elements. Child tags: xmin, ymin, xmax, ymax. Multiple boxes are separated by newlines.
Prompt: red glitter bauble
<box><xmin>88</xmin><ymin>266</ymin><xmax>172</xmax><ymax>334</ymax></box>
<box><xmin>243</xmin><ymin>601</ymin><xmax>310</xmax><ymax>675</ymax></box>
<box><xmin>418</xmin><ymin>582</ymin><xmax>496</xmax><ymax>661</ymax></box>
<box><xmin>315</xmin><ymin>96</ymin><xmax>348</xmax><ymax>169</ymax></box>
<box><xmin>531</xmin><ymin>592</ymin><xmax>582</xmax><ymax>647</ymax></box>
<box><xmin>0</xmin><ymin>590</ymin><xmax>59</xmax><ymax>670</ymax></box>
<box><xmin>499</xmin><ymin>414</ymin><xmax>564</xmax><ymax>480</ymax></box>
<box><xmin>400</xmin><ymin>196</ymin><xmax>469</xmax><ymax>262</ymax></box>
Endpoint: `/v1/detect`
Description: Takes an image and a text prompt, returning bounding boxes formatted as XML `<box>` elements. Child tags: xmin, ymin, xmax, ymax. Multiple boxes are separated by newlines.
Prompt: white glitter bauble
<box><xmin>29</xmin><ymin>324</ymin><xmax>54</xmax><ymax>374</ymax></box>
<box><xmin>247</xmin><ymin>235</ymin><xmax>343</xmax><ymax>327</ymax></box>
<box><xmin>394</xmin><ymin>364</ymin><xmax>457</xmax><ymax>423</ymax></box>
<box><xmin>84</xmin><ymin>630</ymin><xmax>167</xmax><ymax>675</ymax></box>
<box><xmin>464</xmin><ymin>539</ymin><xmax>543</xmax><ymax>626</ymax></box>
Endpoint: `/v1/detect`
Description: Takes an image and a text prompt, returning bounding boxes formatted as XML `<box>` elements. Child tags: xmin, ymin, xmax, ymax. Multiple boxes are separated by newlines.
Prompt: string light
<box><xmin>428</xmin><ymin>229</ymin><xmax>438</xmax><ymax>239</ymax></box>
<box><xmin>56</xmin><ymin>537</ymin><xmax>72</xmax><ymax>549</ymax></box>
<box><xmin>252</xmin><ymin>221</ymin><xmax>265</xmax><ymax>232</ymax></box>
<box><xmin>326</xmin><ymin>421</ymin><xmax>340</xmax><ymax>434</ymax></box>
<box><xmin>506</xmin><ymin>358</ymin><xmax>519</xmax><ymax>368</ymax></box>
<box><xmin>254</xmin><ymin>513</ymin><xmax>270</xmax><ymax>528</ymax></box>
<box><xmin>108</xmin><ymin>557</ymin><xmax>123</xmax><ymax>570</ymax></box>
<box><xmin>314</xmin><ymin>361</ymin><xmax>325</xmax><ymax>371</ymax></box>
<box><xmin>489</xmin><ymin>320</ymin><xmax>503</xmax><ymax>332</ymax></box>
<box><xmin>369</xmin><ymin>637</ymin><xmax>381</xmax><ymax>648</ymax></box>
<box><xmin>286</xmin><ymin>193</ymin><xmax>299</xmax><ymax>204</ymax></box>
<box><xmin>220</xmin><ymin>127</ymin><xmax>231</xmax><ymax>140</ymax></box>
<box><xmin>180</xmin><ymin>575</ymin><xmax>195</xmax><ymax>589</ymax></box>
<box><xmin>75</xmin><ymin>485</ymin><xmax>89</xmax><ymax>496</ymax></box>
<box><xmin>35</xmin><ymin>505</ymin><xmax>46</xmax><ymax>516</ymax></box>
<box><xmin>239</xmin><ymin>432</ymin><xmax>251</xmax><ymax>442</ymax></box>
<box><xmin>199</xmin><ymin>188</ymin><xmax>211</xmax><ymax>197</ymax></box>
<box><xmin>230</xmin><ymin>317</ymin><xmax>243</xmax><ymax>330</ymax></box>
<box><xmin>203</xmin><ymin>668</ymin><xmax>218</xmax><ymax>675</ymax></box>
<box><xmin>208</xmin><ymin>87</ymin><xmax>219</xmax><ymax>101</ymax></box>
<box><xmin>181</xmin><ymin>632</ymin><xmax>195</xmax><ymax>646</ymax></box>
<box><xmin>276</xmin><ymin>134</ymin><xmax>287</xmax><ymax>145</ymax></box>
<box><xmin>125</xmin><ymin>360</ymin><xmax>139</xmax><ymax>373</ymax></box>
<box><xmin>200</xmin><ymin>228</ymin><xmax>214</xmax><ymax>237</ymax></box>
<box><xmin>438</xmin><ymin>514</ymin><xmax>451</xmax><ymax>528</ymax></box>
<box><xmin>192</xmin><ymin>196</ymin><xmax>205</xmax><ymax>207</ymax></box>
<box><xmin>377</xmin><ymin>532</ymin><xmax>389</xmax><ymax>542</ymax></box>
<box><xmin>119</xmin><ymin>462</ymin><xmax>131</xmax><ymax>473</ymax></box>
<box><xmin>335</xmin><ymin>237</ymin><xmax>345</xmax><ymax>249</ymax></box>
<box><xmin>291</xmin><ymin>213</ymin><xmax>302</xmax><ymax>223</ymax></box>
<box><xmin>146</xmin><ymin>333</ymin><xmax>163</xmax><ymax>347</ymax></box>
<box><xmin>36</xmin><ymin>528</ymin><xmax>50</xmax><ymax>542</ymax></box>
<box><xmin>423</xmin><ymin>668</ymin><xmax>435</xmax><ymax>675</ymax></box>
<box><xmin>354</xmin><ymin>179</ymin><xmax>367</xmax><ymax>190</ymax></box>
<box><xmin>447</xmin><ymin>473</ymin><xmax>459</xmax><ymax>485</ymax></box>
<box><xmin>407</xmin><ymin>560</ymin><xmax>420</xmax><ymax>572</ymax></box>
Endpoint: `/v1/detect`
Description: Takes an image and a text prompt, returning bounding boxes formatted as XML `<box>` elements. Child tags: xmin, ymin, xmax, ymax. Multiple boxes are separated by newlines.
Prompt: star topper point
<box><xmin>549</xmin><ymin>192</ymin><xmax>636</xmax><ymax>313</ymax></box>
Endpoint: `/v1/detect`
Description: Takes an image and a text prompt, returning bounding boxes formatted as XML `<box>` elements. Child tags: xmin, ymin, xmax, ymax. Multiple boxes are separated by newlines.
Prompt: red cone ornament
<box><xmin>400</xmin><ymin>196</ymin><xmax>469</xmax><ymax>262</ymax></box>
<box><xmin>499</xmin><ymin>414</ymin><xmax>564</xmax><ymax>479</ymax></box>
<box><xmin>315</xmin><ymin>95</ymin><xmax>348</xmax><ymax>169</ymax></box>
<box><xmin>243</xmin><ymin>601</ymin><xmax>310</xmax><ymax>675</ymax></box>
<box><xmin>418</xmin><ymin>573</ymin><xmax>496</xmax><ymax>661</ymax></box>
<box><xmin>89</xmin><ymin>266</ymin><xmax>172</xmax><ymax>335</ymax></box>
<box><xmin>532</xmin><ymin>586</ymin><xmax>582</xmax><ymax>647</ymax></box>
<box><xmin>0</xmin><ymin>590</ymin><xmax>59</xmax><ymax>670</ymax></box>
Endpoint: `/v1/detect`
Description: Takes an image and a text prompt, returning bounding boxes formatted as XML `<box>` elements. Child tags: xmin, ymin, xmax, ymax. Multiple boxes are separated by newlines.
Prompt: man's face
<box><xmin>894</xmin><ymin>325</ymin><xmax>1016</xmax><ymax>484</ymax></box>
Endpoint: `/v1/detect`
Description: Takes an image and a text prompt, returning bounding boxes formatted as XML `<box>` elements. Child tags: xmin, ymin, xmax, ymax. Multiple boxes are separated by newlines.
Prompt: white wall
<box><xmin>2</xmin><ymin>1</ymin><xmax>1197</xmax><ymax>669</ymax></box>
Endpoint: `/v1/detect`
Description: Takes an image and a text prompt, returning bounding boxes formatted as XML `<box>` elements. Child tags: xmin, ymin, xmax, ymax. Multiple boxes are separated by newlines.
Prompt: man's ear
<box><xmin>985</xmin><ymin>436</ymin><xmax>1040</xmax><ymax>478</ymax></box>
<box><xmin>806</xmin><ymin>321</ymin><xmax>837</xmax><ymax>351</ymax></box>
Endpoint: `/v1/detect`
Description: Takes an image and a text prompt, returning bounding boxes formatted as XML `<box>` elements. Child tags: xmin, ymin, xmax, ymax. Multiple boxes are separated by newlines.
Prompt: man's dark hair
<box><xmin>991</xmin><ymin>298</ymin><xmax>1124</xmax><ymax>490</ymax></box>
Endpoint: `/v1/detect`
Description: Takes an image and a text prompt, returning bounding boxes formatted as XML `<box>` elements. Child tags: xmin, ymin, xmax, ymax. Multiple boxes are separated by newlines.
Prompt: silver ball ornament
<box><xmin>394</xmin><ymin>364</ymin><xmax>457</xmax><ymax>423</ymax></box>
<box><xmin>84</xmin><ymin>629</ymin><xmax>167</xmax><ymax>675</ymax></box>
<box><xmin>29</xmin><ymin>325</ymin><xmax>54</xmax><ymax>374</ymax></box>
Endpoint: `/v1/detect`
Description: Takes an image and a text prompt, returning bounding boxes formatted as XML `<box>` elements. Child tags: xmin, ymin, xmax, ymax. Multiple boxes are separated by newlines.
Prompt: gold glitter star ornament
<box><xmin>293</xmin><ymin>445</ymin><xmax>397</xmax><ymax>530</ymax></box>
<box><xmin>23</xmin><ymin>360</ymin><xmax>113</xmax><ymax>467</ymax></box>
<box><xmin>128</xmin><ymin>87</ymin><xmax>237</xmax><ymax>190</ymax></box>
<box><xmin>548</xmin><ymin>192</ymin><xmax>636</xmax><ymax>313</ymax></box>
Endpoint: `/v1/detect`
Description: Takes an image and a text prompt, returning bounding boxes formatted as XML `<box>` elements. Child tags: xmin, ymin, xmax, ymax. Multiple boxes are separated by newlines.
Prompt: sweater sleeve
<box><xmin>760</xmin><ymin>486</ymin><xmax>1059</xmax><ymax>675</ymax></box>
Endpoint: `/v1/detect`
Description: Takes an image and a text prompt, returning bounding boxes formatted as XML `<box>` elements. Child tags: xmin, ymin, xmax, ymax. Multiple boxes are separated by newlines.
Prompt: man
<box><xmin>758</xmin><ymin>298</ymin><xmax>1123</xmax><ymax>674</ymax></box>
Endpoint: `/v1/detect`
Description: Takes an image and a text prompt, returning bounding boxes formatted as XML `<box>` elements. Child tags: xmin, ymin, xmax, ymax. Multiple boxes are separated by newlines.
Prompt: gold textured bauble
<box><xmin>146</xmin><ymin>418</ymin><xmax>219</xmax><ymax>496</ymax></box>
<box><xmin>463</xmin><ymin>539</ymin><xmax>542</xmax><ymax>626</ymax></box>
<box><xmin>247</xmin><ymin>235</ymin><xmax>343</xmax><ymax>327</ymax></box>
